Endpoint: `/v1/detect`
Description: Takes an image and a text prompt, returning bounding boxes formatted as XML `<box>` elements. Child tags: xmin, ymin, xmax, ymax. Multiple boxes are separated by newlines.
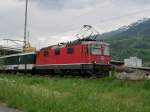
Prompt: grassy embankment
<box><xmin>0</xmin><ymin>74</ymin><xmax>150</xmax><ymax>112</ymax></box>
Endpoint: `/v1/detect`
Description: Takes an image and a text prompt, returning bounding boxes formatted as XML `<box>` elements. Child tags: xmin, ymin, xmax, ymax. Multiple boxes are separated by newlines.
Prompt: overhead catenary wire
<box><xmin>98</xmin><ymin>8</ymin><xmax>150</xmax><ymax>23</ymax></box>
<box><xmin>37</xmin><ymin>7</ymin><xmax>150</xmax><ymax>46</ymax></box>
<box><xmin>66</xmin><ymin>8</ymin><xmax>150</xmax><ymax>33</ymax></box>
<box><xmin>1</xmin><ymin>4</ymin><xmax>150</xmax><ymax>48</ymax></box>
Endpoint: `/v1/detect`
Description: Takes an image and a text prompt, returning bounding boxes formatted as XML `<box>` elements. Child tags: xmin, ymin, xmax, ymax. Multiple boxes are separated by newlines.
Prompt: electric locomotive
<box><xmin>35</xmin><ymin>39</ymin><xmax>111</xmax><ymax>76</ymax></box>
<box><xmin>35</xmin><ymin>25</ymin><xmax>111</xmax><ymax>76</ymax></box>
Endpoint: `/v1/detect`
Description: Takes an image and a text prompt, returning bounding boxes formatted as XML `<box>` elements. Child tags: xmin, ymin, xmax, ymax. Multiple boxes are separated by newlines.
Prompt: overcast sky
<box><xmin>0</xmin><ymin>0</ymin><xmax>150</xmax><ymax>49</ymax></box>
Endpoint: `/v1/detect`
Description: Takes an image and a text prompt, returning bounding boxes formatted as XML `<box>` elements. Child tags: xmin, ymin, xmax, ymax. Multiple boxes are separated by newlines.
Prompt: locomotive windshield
<box><xmin>90</xmin><ymin>44</ymin><xmax>102</xmax><ymax>55</ymax></box>
<box><xmin>89</xmin><ymin>43</ymin><xmax>110</xmax><ymax>56</ymax></box>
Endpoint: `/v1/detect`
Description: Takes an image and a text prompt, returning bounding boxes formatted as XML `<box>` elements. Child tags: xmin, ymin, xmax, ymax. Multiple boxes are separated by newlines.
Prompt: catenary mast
<box><xmin>24</xmin><ymin>0</ymin><xmax>28</xmax><ymax>49</ymax></box>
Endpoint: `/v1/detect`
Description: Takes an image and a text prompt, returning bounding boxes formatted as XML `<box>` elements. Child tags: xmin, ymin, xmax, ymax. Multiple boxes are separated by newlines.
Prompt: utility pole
<box><xmin>24</xmin><ymin>0</ymin><xmax>28</xmax><ymax>49</ymax></box>
<box><xmin>24</xmin><ymin>0</ymin><xmax>28</xmax><ymax>74</ymax></box>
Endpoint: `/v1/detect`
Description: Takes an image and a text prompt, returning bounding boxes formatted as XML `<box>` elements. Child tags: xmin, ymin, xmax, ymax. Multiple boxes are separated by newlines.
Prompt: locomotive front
<box><xmin>83</xmin><ymin>41</ymin><xmax>111</xmax><ymax>76</ymax></box>
<box><xmin>87</xmin><ymin>41</ymin><xmax>110</xmax><ymax>64</ymax></box>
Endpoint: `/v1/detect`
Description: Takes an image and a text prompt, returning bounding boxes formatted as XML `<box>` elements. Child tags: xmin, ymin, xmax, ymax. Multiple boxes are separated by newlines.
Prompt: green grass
<box><xmin>0</xmin><ymin>74</ymin><xmax>150</xmax><ymax>112</ymax></box>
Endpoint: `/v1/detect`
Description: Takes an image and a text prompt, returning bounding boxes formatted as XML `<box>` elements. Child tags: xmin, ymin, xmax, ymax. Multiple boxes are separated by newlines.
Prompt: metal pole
<box><xmin>24</xmin><ymin>0</ymin><xmax>28</xmax><ymax>49</ymax></box>
<box><xmin>24</xmin><ymin>0</ymin><xmax>28</xmax><ymax>74</ymax></box>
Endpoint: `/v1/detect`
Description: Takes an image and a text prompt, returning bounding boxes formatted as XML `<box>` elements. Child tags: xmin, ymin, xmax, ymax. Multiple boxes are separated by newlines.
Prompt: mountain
<box><xmin>96</xmin><ymin>18</ymin><xmax>150</xmax><ymax>66</ymax></box>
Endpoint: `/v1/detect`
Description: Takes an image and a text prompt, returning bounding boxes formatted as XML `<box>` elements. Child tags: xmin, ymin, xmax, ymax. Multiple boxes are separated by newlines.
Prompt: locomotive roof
<box><xmin>0</xmin><ymin>52</ymin><xmax>36</xmax><ymax>58</ymax></box>
<box><xmin>41</xmin><ymin>40</ymin><xmax>109</xmax><ymax>51</ymax></box>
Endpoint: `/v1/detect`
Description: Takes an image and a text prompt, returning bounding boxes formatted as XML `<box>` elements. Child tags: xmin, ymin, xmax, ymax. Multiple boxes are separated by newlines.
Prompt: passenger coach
<box><xmin>0</xmin><ymin>52</ymin><xmax>36</xmax><ymax>73</ymax></box>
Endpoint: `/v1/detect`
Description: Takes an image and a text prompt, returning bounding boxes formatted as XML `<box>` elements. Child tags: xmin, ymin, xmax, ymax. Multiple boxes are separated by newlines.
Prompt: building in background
<box><xmin>124</xmin><ymin>57</ymin><xmax>142</xmax><ymax>67</ymax></box>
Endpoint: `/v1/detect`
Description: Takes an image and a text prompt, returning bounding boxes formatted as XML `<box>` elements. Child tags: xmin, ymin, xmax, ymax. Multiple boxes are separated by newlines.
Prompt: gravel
<box><xmin>0</xmin><ymin>104</ymin><xmax>20</xmax><ymax>112</ymax></box>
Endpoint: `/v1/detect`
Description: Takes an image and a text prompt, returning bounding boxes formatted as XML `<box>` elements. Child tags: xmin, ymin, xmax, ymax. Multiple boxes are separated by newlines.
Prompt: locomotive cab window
<box><xmin>90</xmin><ymin>44</ymin><xmax>102</xmax><ymax>55</ymax></box>
<box><xmin>67</xmin><ymin>47</ymin><xmax>74</xmax><ymax>54</ymax></box>
<box><xmin>104</xmin><ymin>46</ymin><xmax>110</xmax><ymax>56</ymax></box>
<box><xmin>55</xmin><ymin>49</ymin><xmax>60</xmax><ymax>55</ymax></box>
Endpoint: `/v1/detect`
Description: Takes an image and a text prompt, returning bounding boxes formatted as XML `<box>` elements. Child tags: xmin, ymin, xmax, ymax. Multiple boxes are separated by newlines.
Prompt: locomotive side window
<box><xmin>55</xmin><ymin>49</ymin><xmax>60</xmax><ymax>55</ymax></box>
<box><xmin>104</xmin><ymin>46</ymin><xmax>110</xmax><ymax>55</ymax></box>
<box><xmin>67</xmin><ymin>48</ymin><xmax>74</xmax><ymax>54</ymax></box>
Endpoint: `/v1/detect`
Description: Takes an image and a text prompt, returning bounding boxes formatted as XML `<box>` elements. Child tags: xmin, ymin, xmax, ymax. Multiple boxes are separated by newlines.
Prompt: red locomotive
<box><xmin>35</xmin><ymin>39</ymin><xmax>111</xmax><ymax>76</ymax></box>
<box><xmin>35</xmin><ymin>25</ymin><xmax>111</xmax><ymax>76</ymax></box>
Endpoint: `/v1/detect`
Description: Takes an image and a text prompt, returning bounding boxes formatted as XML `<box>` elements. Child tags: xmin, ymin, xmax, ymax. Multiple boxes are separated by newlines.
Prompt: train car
<box><xmin>0</xmin><ymin>52</ymin><xmax>36</xmax><ymax>73</ymax></box>
<box><xmin>35</xmin><ymin>40</ymin><xmax>111</xmax><ymax>76</ymax></box>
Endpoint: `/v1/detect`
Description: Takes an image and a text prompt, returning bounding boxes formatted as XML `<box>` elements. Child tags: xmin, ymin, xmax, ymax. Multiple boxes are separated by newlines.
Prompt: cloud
<box><xmin>0</xmin><ymin>0</ymin><xmax>150</xmax><ymax>49</ymax></box>
<box><xmin>18</xmin><ymin>0</ymin><xmax>150</xmax><ymax>10</ymax></box>
<box><xmin>112</xmin><ymin>0</ymin><xmax>150</xmax><ymax>5</ymax></box>
<box><xmin>19</xmin><ymin>0</ymin><xmax>102</xmax><ymax>10</ymax></box>
<box><xmin>31</xmin><ymin>0</ymin><xmax>68</xmax><ymax>10</ymax></box>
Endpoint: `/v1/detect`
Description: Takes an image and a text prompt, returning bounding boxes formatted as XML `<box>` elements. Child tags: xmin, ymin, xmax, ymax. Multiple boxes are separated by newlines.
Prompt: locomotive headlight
<box><xmin>92</xmin><ymin>61</ymin><xmax>96</xmax><ymax>64</ymax></box>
